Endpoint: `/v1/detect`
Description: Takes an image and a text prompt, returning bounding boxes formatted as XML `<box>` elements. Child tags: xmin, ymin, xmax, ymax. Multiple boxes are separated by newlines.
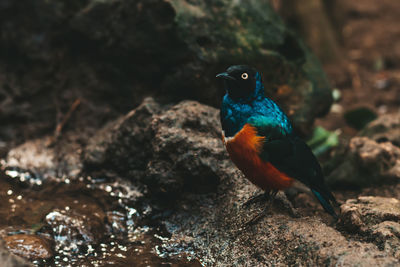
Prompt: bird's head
<box><xmin>216</xmin><ymin>65</ymin><xmax>263</xmax><ymax>101</ymax></box>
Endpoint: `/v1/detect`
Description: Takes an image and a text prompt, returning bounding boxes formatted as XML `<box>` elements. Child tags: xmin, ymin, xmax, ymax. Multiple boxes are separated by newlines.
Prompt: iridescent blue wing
<box><xmin>248</xmin><ymin>116</ymin><xmax>337</xmax><ymax>217</ymax></box>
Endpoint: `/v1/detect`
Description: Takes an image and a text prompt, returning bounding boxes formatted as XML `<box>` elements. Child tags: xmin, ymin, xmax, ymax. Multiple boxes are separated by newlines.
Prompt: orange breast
<box><xmin>223</xmin><ymin>124</ymin><xmax>293</xmax><ymax>191</ymax></box>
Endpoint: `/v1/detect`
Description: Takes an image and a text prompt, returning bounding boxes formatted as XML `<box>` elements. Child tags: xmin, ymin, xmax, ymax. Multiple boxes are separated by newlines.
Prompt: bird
<box><xmin>216</xmin><ymin>65</ymin><xmax>337</xmax><ymax>219</ymax></box>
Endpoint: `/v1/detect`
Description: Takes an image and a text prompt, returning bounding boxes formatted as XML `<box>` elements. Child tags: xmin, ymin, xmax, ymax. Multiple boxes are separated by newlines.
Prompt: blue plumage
<box><xmin>217</xmin><ymin>65</ymin><xmax>338</xmax><ymax>218</ymax></box>
<box><xmin>312</xmin><ymin>189</ymin><xmax>337</xmax><ymax>219</ymax></box>
<box><xmin>221</xmin><ymin>71</ymin><xmax>292</xmax><ymax>138</ymax></box>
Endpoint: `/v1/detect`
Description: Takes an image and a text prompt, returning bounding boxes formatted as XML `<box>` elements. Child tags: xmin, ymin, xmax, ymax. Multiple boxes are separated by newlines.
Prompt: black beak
<box><xmin>216</xmin><ymin>72</ymin><xmax>236</xmax><ymax>81</ymax></box>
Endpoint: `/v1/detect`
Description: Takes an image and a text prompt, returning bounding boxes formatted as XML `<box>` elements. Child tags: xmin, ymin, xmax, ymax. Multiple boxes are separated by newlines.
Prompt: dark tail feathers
<box><xmin>311</xmin><ymin>189</ymin><xmax>338</xmax><ymax>219</ymax></box>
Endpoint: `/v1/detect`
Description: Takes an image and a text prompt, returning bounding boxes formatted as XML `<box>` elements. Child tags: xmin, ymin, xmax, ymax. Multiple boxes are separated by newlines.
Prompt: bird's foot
<box><xmin>241</xmin><ymin>190</ymin><xmax>279</xmax><ymax>227</ymax></box>
<box><xmin>241</xmin><ymin>191</ymin><xmax>299</xmax><ymax>228</ymax></box>
<box><xmin>275</xmin><ymin>192</ymin><xmax>300</xmax><ymax>218</ymax></box>
<box><xmin>243</xmin><ymin>204</ymin><xmax>271</xmax><ymax>228</ymax></box>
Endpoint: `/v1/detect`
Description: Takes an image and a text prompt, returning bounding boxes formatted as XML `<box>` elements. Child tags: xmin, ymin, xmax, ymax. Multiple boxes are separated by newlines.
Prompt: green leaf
<box><xmin>307</xmin><ymin>126</ymin><xmax>339</xmax><ymax>156</ymax></box>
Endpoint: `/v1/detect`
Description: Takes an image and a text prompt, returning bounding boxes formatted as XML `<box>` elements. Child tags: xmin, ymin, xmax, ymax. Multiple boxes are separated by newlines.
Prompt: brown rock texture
<box><xmin>0</xmin><ymin>239</ymin><xmax>32</xmax><ymax>267</ymax></box>
<box><xmin>361</xmin><ymin>113</ymin><xmax>400</xmax><ymax>147</ymax></box>
<box><xmin>1</xmin><ymin>0</ymin><xmax>400</xmax><ymax>265</ymax></box>
<box><xmin>340</xmin><ymin>196</ymin><xmax>400</xmax><ymax>259</ymax></box>
<box><xmin>84</xmin><ymin>97</ymin><xmax>162</xmax><ymax>177</ymax></box>
<box><xmin>82</xmin><ymin>99</ymin><xmax>400</xmax><ymax>265</ymax></box>
<box><xmin>327</xmin><ymin>136</ymin><xmax>400</xmax><ymax>188</ymax></box>
<box><xmin>3</xmin><ymin>234</ymin><xmax>53</xmax><ymax>260</ymax></box>
<box><xmin>161</xmin><ymin>177</ymin><xmax>400</xmax><ymax>266</ymax></box>
<box><xmin>84</xmin><ymin>98</ymin><xmax>225</xmax><ymax>197</ymax></box>
<box><xmin>147</xmin><ymin>100</ymin><xmax>224</xmax><ymax>196</ymax></box>
<box><xmin>5</xmin><ymin>136</ymin><xmax>83</xmax><ymax>180</ymax></box>
<box><xmin>3</xmin><ymin>98</ymin><xmax>400</xmax><ymax>266</ymax></box>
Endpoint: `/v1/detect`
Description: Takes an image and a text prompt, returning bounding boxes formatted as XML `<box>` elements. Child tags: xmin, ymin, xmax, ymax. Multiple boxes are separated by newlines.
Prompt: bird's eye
<box><xmin>241</xmin><ymin>73</ymin><xmax>248</xmax><ymax>80</ymax></box>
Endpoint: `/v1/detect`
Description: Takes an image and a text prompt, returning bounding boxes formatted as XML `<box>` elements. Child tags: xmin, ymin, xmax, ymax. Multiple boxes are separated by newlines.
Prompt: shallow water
<box><xmin>0</xmin><ymin>166</ymin><xmax>201</xmax><ymax>266</ymax></box>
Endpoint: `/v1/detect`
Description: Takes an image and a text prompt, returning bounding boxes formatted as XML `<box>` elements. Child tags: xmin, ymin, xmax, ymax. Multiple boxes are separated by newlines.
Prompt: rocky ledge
<box><xmin>2</xmin><ymin>99</ymin><xmax>400</xmax><ymax>265</ymax></box>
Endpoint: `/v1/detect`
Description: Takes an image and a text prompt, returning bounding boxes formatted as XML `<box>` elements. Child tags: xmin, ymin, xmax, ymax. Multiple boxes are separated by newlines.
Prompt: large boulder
<box><xmin>84</xmin><ymin>98</ymin><xmax>227</xmax><ymax>197</ymax></box>
<box><xmin>327</xmin><ymin>113</ymin><xmax>400</xmax><ymax>189</ymax></box>
<box><xmin>327</xmin><ymin>137</ymin><xmax>400</xmax><ymax>188</ymax></box>
<box><xmin>82</xmin><ymin>99</ymin><xmax>400</xmax><ymax>265</ymax></box>
<box><xmin>340</xmin><ymin>196</ymin><xmax>400</xmax><ymax>258</ymax></box>
<box><xmin>0</xmin><ymin>0</ymin><xmax>332</xmax><ymax>142</ymax></box>
<box><xmin>159</xmin><ymin>174</ymin><xmax>400</xmax><ymax>266</ymax></box>
<box><xmin>147</xmin><ymin>100</ymin><xmax>226</xmax><ymax>196</ymax></box>
<box><xmin>361</xmin><ymin>113</ymin><xmax>400</xmax><ymax>147</ymax></box>
<box><xmin>4</xmin><ymin>97</ymin><xmax>400</xmax><ymax>265</ymax></box>
<box><xmin>84</xmin><ymin>97</ymin><xmax>162</xmax><ymax>177</ymax></box>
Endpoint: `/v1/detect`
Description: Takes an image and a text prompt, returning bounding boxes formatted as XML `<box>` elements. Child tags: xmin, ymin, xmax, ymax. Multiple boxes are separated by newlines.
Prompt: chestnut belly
<box><xmin>227</xmin><ymin>147</ymin><xmax>293</xmax><ymax>191</ymax></box>
<box><xmin>223</xmin><ymin>124</ymin><xmax>293</xmax><ymax>191</ymax></box>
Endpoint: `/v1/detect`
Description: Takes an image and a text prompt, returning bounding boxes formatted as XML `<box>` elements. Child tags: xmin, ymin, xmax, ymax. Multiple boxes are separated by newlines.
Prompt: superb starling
<box><xmin>217</xmin><ymin>65</ymin><xmax>337</xmax><ymax>218</ymax></box>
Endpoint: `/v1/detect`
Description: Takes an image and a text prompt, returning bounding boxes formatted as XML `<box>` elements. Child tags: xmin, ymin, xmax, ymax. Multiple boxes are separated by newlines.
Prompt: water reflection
<box><xmin>0</xmin><ymin>165</ymin><xmax>200</xmax><ymax>266</ymax></box>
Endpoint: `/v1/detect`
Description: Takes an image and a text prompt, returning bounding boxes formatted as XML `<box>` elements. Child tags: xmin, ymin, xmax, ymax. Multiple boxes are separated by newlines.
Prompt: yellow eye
<box><xmin>241</xmin><ymin>73</ymin><xmax>248</xmax><ymax>80</ymax></box>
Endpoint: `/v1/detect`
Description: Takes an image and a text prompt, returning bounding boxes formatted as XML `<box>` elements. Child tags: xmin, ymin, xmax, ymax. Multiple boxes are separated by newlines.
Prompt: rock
<box><xmin>0</xmin><ymin>0</ymin><xmax>93</xmax><ymax>142</ymax></box>
<box><xmin>361</xmin><ymin>112</ymin><xmax>400</xmax><ymax>147</ymax></box>
<box><xmin>3</xmin><ymin>100</ymin><xmax>400</xmax><ymax>265</ymax></box>
<box><xmin>45</xmin><ymin>207</ymin><xmax>106</xmax><ymax>251</ymax></box>
<box><xmin>81</xmin><ymin>98</ymin><xmax>400</xmax><ymax>265</ymax></box>
<box><xmin>159</xmin><ymin>180</ymin><xmax>399</xmax><ymax>266</ymax></box>
<box><xmin>105</xmin><ymin>211</ymin><xmax>127</xmax><ymax>238</ymax></box>
<box><xmin>3</xmin><ymin>135</ymin><xmax>83</xmax><ymax>181</ymax></box>
<box><xmin>371</xmin><ymin>221</ymin><xmax>400</xmax><ymax>258</ymax></box>
<box><xmin>0</xmin><ymin>0</ymin><xmax>332</xmax><ymax>139</ymax></box>
<box><xmin>340</xmin><ymin>196</ymin><xmax>400</xmax><ymax>231</ymax></box>
<box><xmin>3</xmin><ymin>234</ymin><xmax>53</xmax><ymax>260</ymax></box>
<box><xmin>84</xmin><ymin>97</ymin><xmax>161</xmax><ymax>176</ymax></box>
<box><xmin>340</xmin><ymin>196</ymin><xmax>400</xmax><ymax>258</ymax></box>
<box><xmin>5</xmin><ymin>138</ymin><xmax>55</xmax><ymax>180</ymax></box>
<box><xmin>0</xmin><ymin>238</ymin><xmax>32</xmax><ymax>267</ymax></box>
<box><xmin>327</xmin><ymin>137</ymin><xmax>400</xmax><ymax>188</ymax></box>
<box><xmin>147</xmin><ymin>101</ymin><xmax>225</xmax><ymax>196</ymax></box>
<box><xmin>341</xmin><ymin>196</ymin><xmax>400</xmax><ymax>225</ymax></box>
<box><xmin>84</xmin><ymin>98</ymin><xmax>226</xmax><ymax>197</ymax></box>
<box><xmin>162</xmin><ymin>0</ymin><xmax>332</xmax><ymax>134</ymax></box>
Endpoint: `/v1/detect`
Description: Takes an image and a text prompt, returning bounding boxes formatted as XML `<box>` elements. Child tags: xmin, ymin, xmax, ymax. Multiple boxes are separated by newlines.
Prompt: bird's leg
<box><xmin>242</xmin><ymin>191</ymin><xmax>269</xmax><ymax>208</ymax></box>
<box><xmin>275</xmin><ymin>191</ymin><xmax>300</xmax><ymax>218</ymax></box>
<box><xmin>243</xmin><ymin>190</ymin><xmax>278</xmax><ymax>227</ymax></box>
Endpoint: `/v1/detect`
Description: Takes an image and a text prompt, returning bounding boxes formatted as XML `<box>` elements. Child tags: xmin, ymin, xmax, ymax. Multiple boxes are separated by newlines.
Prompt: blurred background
<box><xmin>0</xmin><ymin>0</ymin><xmax>400</xmax><ymax>266</ymax></box>
<box><xmin>275</xmin><ymin>0</ymin><xmax>400</xmax><ymax>135</ymax></box>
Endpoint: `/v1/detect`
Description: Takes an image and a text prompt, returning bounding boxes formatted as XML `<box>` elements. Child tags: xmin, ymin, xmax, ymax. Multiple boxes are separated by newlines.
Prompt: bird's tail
<box><xmin>311</xmin><ymin>188</ymin><xmax>338</xmax><ymax>219</ymax></box>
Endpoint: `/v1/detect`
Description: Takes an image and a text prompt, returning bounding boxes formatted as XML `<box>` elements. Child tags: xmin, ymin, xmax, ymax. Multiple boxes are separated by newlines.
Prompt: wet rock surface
<box><xmin>0</xmin><ymin>239</ymin><xmax>32</xmax><ymax>267</ymax></box>
<box><xmin>4</xmin><ymin>234</ymin><xmax>53</xmax><ymax>260</ymax></box>
<box><xmin>0</xmin><ymin>167</ymin><xmax>200</xmax><ymax>266</ymax></box>
<box><xmin>5</xmin><ymin>136</ymin><xmax>83</xmax><ymax>180</ymax></box>
<box><xmin>1</xmin><ymin>0</ymin><xmax>400</xmax><ymax>266</ymax></box>
<box><xmin>3</xmin><ymin>98</ymin><xmax>400</xmax><ymax>265</ymax></box>
<box><xmin>45</xmin><ymin>208</ymin><xmax>106</xmax><ymax>249</ymax></box>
